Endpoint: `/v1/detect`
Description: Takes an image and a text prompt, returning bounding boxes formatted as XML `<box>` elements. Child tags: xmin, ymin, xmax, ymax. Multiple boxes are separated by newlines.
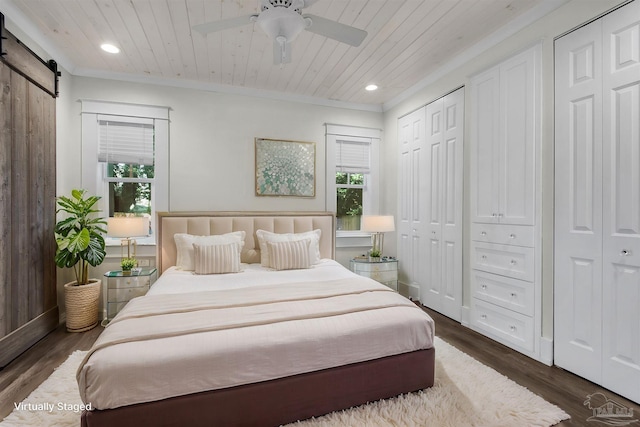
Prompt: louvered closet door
<box><xmin>397</xmin><ymin>109</ymin><xmax>427</xmax><ymax>293</ymax></box>
<box><xmin>423</xmin><ymin>88</ymin><xmax>464</xmax><ymax>321</ymax></box>
<box><xmin>554</xmin><ymin>18</ymin><xmax>604</xmax><ymax>384</ymax></box>
<box><xmin>601</xmin><ymin>1</ymin><xmax>640</xmax><ymax>402</ymax></box>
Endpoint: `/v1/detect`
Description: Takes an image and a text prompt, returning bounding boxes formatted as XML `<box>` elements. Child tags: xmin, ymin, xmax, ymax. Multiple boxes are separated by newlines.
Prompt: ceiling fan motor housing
<box><xmin>261</xmin><ymin>0</ymin><xmax>303</xmax><ymax>14</ymax></box>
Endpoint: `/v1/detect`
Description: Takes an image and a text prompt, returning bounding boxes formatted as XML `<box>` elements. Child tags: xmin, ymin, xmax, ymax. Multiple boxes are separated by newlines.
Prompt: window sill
<box><xmin>336</xmin><ymin>231</ymin><xmax>372</xmax><ymax>248</ymax></box>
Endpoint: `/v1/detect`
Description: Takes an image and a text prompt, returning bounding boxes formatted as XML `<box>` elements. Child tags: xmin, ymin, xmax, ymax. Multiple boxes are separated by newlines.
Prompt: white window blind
<box><xmin>335</xmin><ymin>140</ymin><xmax>370</xmax><ymax>173</ymax></box>
<box><xmin>97</xmin><ymin>115</ymin><xmax>154</xmax><ymax>165</ymax></box>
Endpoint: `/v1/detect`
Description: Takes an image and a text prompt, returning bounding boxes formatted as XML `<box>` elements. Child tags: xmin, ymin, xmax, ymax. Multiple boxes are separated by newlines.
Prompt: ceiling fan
<box><xmin>193</xmin><ymin>0</ymin><xmax>368</xmax><ymax>65</ymax></box>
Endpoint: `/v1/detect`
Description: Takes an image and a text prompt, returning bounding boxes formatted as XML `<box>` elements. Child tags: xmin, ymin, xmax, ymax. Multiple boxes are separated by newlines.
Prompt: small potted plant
<box><xmin>120</xmin><ymin>258</ymin><xmax>137</xmax><ymax>274</ymax></box>
<box><xmin>55</xmin><ymin>189</ymin><xmax>107</xmax><ymax>332</ymax></box>
<box><xmin>369</xmin><ymin>249</ymin><xmax>381</xmax><ymax>261</ymax></box>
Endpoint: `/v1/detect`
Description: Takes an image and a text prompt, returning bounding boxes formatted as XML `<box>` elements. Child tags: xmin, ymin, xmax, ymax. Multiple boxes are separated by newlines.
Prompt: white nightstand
<box><xmin>350</xmin><ymin>258</ymin><xmax>398</xmax><ymax>291</ymax></box>
<box><xmin>102</xmin><ymin>268</ymin><xmax>157</xmax><ymax>325</ymax></box>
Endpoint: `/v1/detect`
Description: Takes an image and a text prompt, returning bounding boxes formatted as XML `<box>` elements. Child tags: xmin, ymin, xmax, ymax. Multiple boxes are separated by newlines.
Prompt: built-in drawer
<box><xmin>471</xmin><ymin>270</ymin><xmax>534</xmax><ymax>316</ymax></box>
<box><xmin>471</xmin><ymin>299</ymin><xmax>534</xmax><ymax>352</ymax></box>
<box><xmin>471</xmin><ymin>242</ymin><xmax>535</xmax><ymax>282</ymax></box>
<box><xmin>471</xmin><ymin>223</ymin><xmax>535</xmax><ymax>247</ymax></box>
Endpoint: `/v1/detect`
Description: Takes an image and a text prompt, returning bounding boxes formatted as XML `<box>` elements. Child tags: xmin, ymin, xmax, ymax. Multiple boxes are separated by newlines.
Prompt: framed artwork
<box><xmin>255</xmin><ymin>138</ymin><xmax>316</xmax><ymax>197</ymax></box>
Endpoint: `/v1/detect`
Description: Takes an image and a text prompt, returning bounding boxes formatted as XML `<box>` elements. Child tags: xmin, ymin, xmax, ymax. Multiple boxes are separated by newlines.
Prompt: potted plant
<box><xmin>120</xmin><ymin>257</ymin><xmax>137</xmax><ymax>274</ymax></box>
<box><xmin>55</xmin><ymin>189</ymin><xmax>107</xmax><ymax>332</ymax></box>
<box><xmin>369</xmin><ymin>249</ymin><xmax>381</xmax><ymax>261</ymax></box>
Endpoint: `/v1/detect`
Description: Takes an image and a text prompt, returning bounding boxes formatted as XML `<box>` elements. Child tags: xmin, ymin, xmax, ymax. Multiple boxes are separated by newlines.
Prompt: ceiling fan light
<box><xmin>257</xmin><ymin>6</ymin><xmax>306</xmax><ymax>43</ymax></box>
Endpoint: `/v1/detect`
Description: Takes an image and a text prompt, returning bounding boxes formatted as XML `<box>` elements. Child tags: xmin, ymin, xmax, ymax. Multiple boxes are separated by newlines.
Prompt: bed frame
<box><xmin>81</xmin><ymin>211</ymin><xmax>435</xmax><ymax>427</ymax></box>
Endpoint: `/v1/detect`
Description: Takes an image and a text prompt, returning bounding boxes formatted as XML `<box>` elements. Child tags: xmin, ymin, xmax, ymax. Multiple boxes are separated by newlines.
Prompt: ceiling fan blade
<box><xmin>303</xmin><ymin>14</ymin><xmax>367</xmax><ymax>47</ymax></box>
<box><xmin>192</xmin><ymin>15</ymin><xmax>257</xmax><ymax>35</ymax></box>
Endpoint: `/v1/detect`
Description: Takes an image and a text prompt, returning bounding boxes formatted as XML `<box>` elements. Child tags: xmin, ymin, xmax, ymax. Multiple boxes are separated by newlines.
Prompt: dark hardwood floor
<box><xmin>0</xmin><ymin>323</ymin><xmax>102</xmax><ymax>420</ymax></box>
<box><xmin>1</xmin><ymin>311</ymin><xmax>639</xmax><ymax>426</ymax></box>
<box><xmin>423</xmin><ymin>307</ymin><xmax>640</xmax><ymax>426</ymax></box>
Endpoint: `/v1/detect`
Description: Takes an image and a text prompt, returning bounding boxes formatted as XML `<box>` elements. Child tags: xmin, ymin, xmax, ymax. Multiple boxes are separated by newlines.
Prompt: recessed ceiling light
<box><xmin>101</xmin><ymin>43</ymin><xmax>120</xmax><ymax>54</ymax></box>
<box><xmin>365</xmin><ymin>84</ymin><xmax>378</xmax><ymax>91</ymax></box>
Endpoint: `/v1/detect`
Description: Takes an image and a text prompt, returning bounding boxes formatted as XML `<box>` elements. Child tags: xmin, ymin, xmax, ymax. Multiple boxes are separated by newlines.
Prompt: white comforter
<box><xmin>78</xmin><ymin>260</ymin><xmax>435</xmax><ymax>410</ymax></box>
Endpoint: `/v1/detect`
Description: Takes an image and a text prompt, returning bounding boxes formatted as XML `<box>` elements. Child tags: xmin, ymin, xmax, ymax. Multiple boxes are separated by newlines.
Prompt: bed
<box><xmin>79</xmin><ymin>211</ymin><xmax>435</xmax><ymax>427</ymax></box>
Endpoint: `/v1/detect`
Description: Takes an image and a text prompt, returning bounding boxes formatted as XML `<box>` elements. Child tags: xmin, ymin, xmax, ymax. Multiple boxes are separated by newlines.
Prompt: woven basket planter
<box><xmin>64</xmin><ymin>279</ymin><xmax>101</xmax><ymax>333</ymax></box>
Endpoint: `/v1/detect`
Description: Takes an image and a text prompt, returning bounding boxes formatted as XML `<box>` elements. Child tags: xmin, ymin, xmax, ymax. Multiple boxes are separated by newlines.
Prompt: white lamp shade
<box><xmin>361</xmin><ymin>215</ymin><xmax>395</xmax><ymax>232</ymax></box>
<box><xmin>107</xmin><ymin>217</ymin><xmax>149</xmax><ymax>238</ymax></box>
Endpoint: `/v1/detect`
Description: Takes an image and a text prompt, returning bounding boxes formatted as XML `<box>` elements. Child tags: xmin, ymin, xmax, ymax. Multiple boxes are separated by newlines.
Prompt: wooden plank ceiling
<box><xmin>8</xmin><ymin>0</ymin><xmax>547</xmax><ymax>106</ymax></box>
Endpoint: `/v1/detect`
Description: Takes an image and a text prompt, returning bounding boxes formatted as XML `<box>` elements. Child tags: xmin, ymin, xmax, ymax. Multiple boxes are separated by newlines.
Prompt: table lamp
<box><xmin>361</xmin><ymin>215</ymin><xmax>395</xmax><ymax>257</ymax></box>
<box><xmin>107</xmin><ymin>216</ymin><xmax>150</xmax><ymax>261</ymax></box>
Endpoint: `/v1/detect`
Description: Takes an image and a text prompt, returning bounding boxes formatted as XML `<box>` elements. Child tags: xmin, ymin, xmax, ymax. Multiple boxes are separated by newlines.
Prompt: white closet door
<box><xmin>500</xmin><ymin>48</ymin><xmax>537</xmax><ymax>226</ymax></box>
<box><xmin>423</xmin><ymin>89</ymin><xmax>464</xmax><ymax>320</ymax></box>
<box><xmin>554</xmin><ymin>19</ymin><xmax>604</xmax><ymax>383</ymax></box>
<box><xmin>398</xmin><ymin>109</ymin><xmax>427</xmax><ymax>292</ymax></box>
<box><xmin>470</xmin><ymin>67</ymin><xmax>501</xmax><ymax>224</ymax></box>
<box><xmin>601</xmin><ymin>1</ymin><xmax>640</xmax><ymax>402</ymax></box>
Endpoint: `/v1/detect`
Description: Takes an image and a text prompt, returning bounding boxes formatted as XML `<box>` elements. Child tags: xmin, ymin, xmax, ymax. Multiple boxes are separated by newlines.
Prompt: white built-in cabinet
<box><xmin>469</xmin><ymin>43</ymin><xmax>543</xmax><ymax>362</ymax></box>
<box><xmin>398</xmin><ymin>88</ymin><xmax>464</xmax><ymax>321</ymax></box>
<box><xmin>554</xmin><ymin>0</ymin><xmax>640</xmax><ymax>404</ymax></box>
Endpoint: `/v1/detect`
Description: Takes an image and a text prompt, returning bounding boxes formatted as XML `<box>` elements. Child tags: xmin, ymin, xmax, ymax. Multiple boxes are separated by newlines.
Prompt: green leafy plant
<box><xmin>120</xmin><ymin>258</ymin><xmax>137</xmax><ymax>271</ymax></box>
<box><xmin>369</xmin><ymin>249</ymin><xmax>381</xmax><ymax>258</ymax></box>
<box><xmin>55</xmin><ymin>189</ymin><xmax>107</xmax><ymax>286</ymax></box>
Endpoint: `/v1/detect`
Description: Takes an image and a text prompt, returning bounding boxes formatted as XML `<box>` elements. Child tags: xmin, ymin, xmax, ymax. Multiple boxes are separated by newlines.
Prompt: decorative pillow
<box><xmin>255</xmin><ymin>229</ymin><xmax>321</xmax><ymax>267</ymax></box>
<box><xmin>174</xmin><ymin>231</ymin><xmax>245</xmax><ymax>270</ymax></box>
<box><xmin>193</xmin><ymin>241</ymin><xmax>242</xmax><ymax>275</ymax></box>
<box><xmin>266</xmin><ymin>239</ymin><xmax>312</xmax><ymax>271</ymax></box>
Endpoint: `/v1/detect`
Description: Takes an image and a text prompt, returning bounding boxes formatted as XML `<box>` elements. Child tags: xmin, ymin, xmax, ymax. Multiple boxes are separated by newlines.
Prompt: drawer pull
<box><xmin>481</xmin><ymin>284</ymin><xmax>487</xmax><ymax>290</ymax></box>
<box><xmin>509</xmin><ymin>325</ymin><xmax>516</xmax><ymax>332</ymax></box>
<box><xmin>510</xmin><ymin>292</ymin><xmax>517</xmax><ymax>298</ymax></box>
<box><xmin>510</xmin><ymin>260</ymin><xmax>517</xmax><ymax>265</ymax></box>
<box><xmin>509</xmin><ymin>233</ymin><xmax>516</xmax><ymax>239</ymax></box>
<box><xmin>481</xmin><ymin>255</ymin><xmax>487</xmax><ymax>260</ymax></box>
<box><xmin>621</xmin><ymin>249</ymin><xmax>632</xmax><ymax>256</ymax></box>
<box><xmin>481</xmin><ymin>314</ymin><xmax>487</xmax><ymax>320</ymax></box>
<box><xmin>480</xmin><ymin>231</ymin><xmax>487</xmax><ymax>236</ymax></box>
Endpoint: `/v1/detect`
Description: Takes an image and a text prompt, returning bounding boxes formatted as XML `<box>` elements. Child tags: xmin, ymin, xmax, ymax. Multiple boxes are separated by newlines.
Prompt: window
<box><xmin>81</xmin><ymin>101</ymin><xmax>169</xmax><ymax>245</ymax></box>
<box><xmin>326</xmin><ymin>124</ymin><xmax>380</xmax><ymax>239</ymax></box>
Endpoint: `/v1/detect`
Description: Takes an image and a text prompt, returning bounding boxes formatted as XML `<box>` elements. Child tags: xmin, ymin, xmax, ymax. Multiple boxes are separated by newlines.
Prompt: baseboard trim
<box><xmin>460</xmin><ymin>305</ymin><xmax>471</xmax><ymax>327</ymax></box>
<box><xmin>539</xmin><ymin>336</ymin><xmax>553</xmax><ymax>366</ymax></box>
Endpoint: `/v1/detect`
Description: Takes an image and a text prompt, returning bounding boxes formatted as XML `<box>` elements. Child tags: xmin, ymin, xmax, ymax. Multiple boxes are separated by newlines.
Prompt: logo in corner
<box><xmin>584</xmin><ymin>392</ymin><xmax>638</xmax><ymax>426</ymax></box>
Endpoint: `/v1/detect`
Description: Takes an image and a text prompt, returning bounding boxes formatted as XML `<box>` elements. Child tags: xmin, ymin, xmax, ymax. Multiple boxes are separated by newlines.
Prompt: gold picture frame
<box><xmin>255</xmin><ymin>138</ymin><xmax>316</xmax><ymax>197</ymax></box>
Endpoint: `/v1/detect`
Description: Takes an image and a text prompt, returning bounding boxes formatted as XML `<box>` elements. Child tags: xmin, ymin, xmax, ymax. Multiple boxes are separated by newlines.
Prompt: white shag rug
<box><xmin>1</xmin><ymin>337</ymin><xmax>569</xmax><ymax>427</ymax></box>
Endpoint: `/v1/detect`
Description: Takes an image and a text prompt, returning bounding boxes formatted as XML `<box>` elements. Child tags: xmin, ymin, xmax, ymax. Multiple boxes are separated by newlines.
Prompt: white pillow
<box><xmin>267</xmin><ymin>239</ymin><xmax>312</xmax><ymax>271</ymax></box>
<box><xmin>193</xmin><ymin>241</ymin><xmax>242</xmax><ymax>274</ymax></box>
<box><xmin>256</xmin><ymin>229</ymin><xmax>321</xmax><ymax>267</ymax></box>
<box><xmin>174</xmin><ymin>231</ymin><xmax>245</xmax><ymax>270</ymax></box>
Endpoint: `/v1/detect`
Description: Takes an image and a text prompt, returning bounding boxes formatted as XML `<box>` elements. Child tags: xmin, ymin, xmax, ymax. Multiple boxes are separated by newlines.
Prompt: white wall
<box><xmin>52</xmin><ymin>75</ymin><xmax>383</xmax><ymax>318</ymax></box>
<box><xmin>381</xmin><ymin>0</ymin><xmax>627</xmax><ymax>337</ymax></box>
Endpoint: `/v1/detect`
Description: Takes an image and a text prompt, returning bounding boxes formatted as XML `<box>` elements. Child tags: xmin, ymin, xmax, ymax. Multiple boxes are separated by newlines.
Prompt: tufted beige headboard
<box><xmin>156</xmin><ymin>211</ymin><xmax>335</xmax><ymax>274</ymax></box>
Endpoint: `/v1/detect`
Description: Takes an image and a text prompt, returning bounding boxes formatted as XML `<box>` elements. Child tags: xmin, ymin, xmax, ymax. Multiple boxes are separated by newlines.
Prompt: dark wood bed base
<box><xmin>81</xmin><ymin>347</ymin><xmax>435</xmax><ymax>427</ymax></box>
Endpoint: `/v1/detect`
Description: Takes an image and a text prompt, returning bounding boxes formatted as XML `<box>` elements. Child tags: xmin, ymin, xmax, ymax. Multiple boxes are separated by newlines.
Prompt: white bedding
<box><xmin>79</xmin><ymin>260</ymin><xmax>435</xmax><ymax>410</ymax></box>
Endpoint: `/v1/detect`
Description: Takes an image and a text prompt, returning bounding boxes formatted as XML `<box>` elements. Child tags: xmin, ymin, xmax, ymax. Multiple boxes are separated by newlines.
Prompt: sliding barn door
<box><xmin>0</xmin><ymin>15</ymin><xmax>58</xmax><ymax>367</ymax></box>
<box><xmin>423</xmin><ymin>88</ymin><xmax>464</xmax><ymax>320</ymax></box>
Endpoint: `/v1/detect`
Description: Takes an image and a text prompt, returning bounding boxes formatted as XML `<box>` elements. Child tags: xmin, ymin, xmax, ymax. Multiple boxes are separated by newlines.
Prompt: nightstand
<box><xmin>102</xmin><ymin>268</ymin><xmax>157</xmax><ymax>325</ymax></box>
<box><xmin>350</xmin><ymin>258</ymin><xmax>398</xmax><ymax>291</ymax></box>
